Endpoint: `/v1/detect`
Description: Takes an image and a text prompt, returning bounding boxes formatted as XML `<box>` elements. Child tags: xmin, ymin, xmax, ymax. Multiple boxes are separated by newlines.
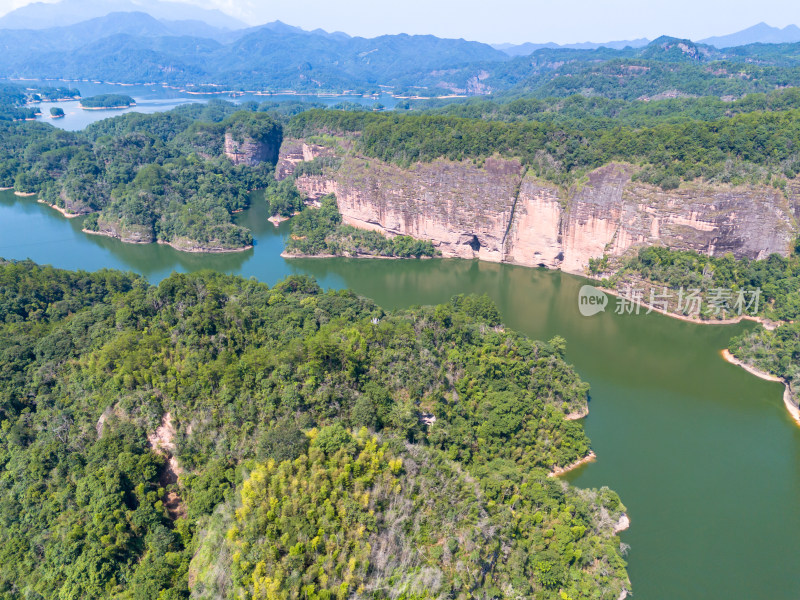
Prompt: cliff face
<box><xmin>93</xmin><ymin>215</ymin><xmax>155</xmax><ymax>244</ymax></box>
<box><xmin>279</xmin><ymin>140</ymin><xmax>798</xmax><ymax>273</ymax></box>
<box><xmin>224</xmin><ymin>132</ymin><xmax>278</xmax><ymax>167</ymax></box>
<box><xmin>275</xmin><ymin>140</ymin><xmax>332</xmax><ymax>179</ymax></box>
<box><xmin>307</xmin><ymin>156</ymin><xmax>524</xmax><ymax>262</ymax></box>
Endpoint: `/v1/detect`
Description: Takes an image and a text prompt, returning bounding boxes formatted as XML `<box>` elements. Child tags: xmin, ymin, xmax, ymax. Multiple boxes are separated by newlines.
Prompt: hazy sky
<box><xmin>0</xmin><ymin>0</ymin><xmax>798</xmax><ymax>43</ymax></box>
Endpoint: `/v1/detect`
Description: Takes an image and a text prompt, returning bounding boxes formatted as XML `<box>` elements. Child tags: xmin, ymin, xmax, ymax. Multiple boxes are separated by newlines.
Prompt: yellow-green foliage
<box><xmin>0</xmin><ymin>260</ymin><xmax>627</xmax><ymax>600</ymax></box>
<box><xmin>229</xmin><ymin>429</ymin><xmax>396</xmax><ymax>599</ymax></box>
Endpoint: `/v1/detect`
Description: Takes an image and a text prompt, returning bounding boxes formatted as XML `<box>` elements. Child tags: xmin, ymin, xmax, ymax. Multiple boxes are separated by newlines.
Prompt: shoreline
<box><xmin>720</xmin><ymin>349</ymin><xmax>800</xmax><ymax>426</ymax></box>
<box><xmin>281</xmin><ymin>251</ymin><xmax>432</xmax><ymax>260</ymax></box>
<box><xmin>268</xmin><ymin>215</ymin><xmax>290</xmax><ymax>226</ymax></box>
<box><xmin>600</xmin><ymin>285</ymin><xmax>778</xmax><ymax>329</ymax></box>
<box><xmin>82</xmin><ymin>228</ymin><xmax>253</xmax><ymax>253</ymax></box>
<box><xmin>38</xmin><ymin>199</ymin><xmax>82</xmax><ymax>218</ymax></box>
<box><xmin>7</xmin><ymin>78</ymin><xmax>472</xmax><ymax>101</ymax></box>
<box><xmin>564</xmin><ymin>405</ymin><xmax>589</xmax><ymax>420</ymax></box>
<box><xmin>548</xmin><ymin>451</ymin><xmax>597</xmax><ymax>477</ymax></box>
<box><xmin>614</xmin><ymin>514</ymin><xmax>631</xmax><ymax>534</ymax></box>
<box><xmin>80</xmin><ymin>104</ymin><xmax>136</xmax><ymax>110</ymax></box>
<box><xmin>157</xmin><ymin>240</ymin><xmax>254</xmax><ymax>254</ymax></box>
<box><xmin>82</xmin><ymin>228</ymin><xmax>147</xmax><ymax>243</ymax></box>
<box><xmin>14</xmin><ymin>191</ymin><xmax>36</xmax><ymax>197</ymax></box>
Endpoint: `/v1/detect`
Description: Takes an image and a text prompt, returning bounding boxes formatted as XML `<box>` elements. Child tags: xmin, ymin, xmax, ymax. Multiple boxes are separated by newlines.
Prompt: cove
<box><xmin>1</xmin><ymin>189</ymin><xmax>799</xmax><ymax>599</ymax></box>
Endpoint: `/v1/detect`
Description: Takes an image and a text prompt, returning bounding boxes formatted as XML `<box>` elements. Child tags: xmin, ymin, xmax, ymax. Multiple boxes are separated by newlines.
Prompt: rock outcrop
<box><xmin>275</xmin><ymin>140</ymin><xmax>332</xmax><ymax>179</ymax></box>
<box><xmin>224</xmin><ymin>132</ymin><xmax>277</xmax><ymax>166</ymax></box>
<box><xmin>90</xmin><ymin>215</ymin><xmax>155</xmax><ymax>244</ymax></box>
<box><xmin>279</xmin><ymin>139</ymin><xmax>799</xmax><ymax>274</ymax></box>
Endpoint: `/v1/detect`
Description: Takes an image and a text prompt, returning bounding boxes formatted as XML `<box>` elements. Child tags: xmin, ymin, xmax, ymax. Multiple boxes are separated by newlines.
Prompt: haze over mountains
<box><xmin>1</xmin><ymin>0</ymin><xmax>800</xmax><ymax>100</ymax></box>
<box><xmin>493</xmin><ymin>22</ymin><xmax>800</xmax><ymax>55</ymax></box>
<box><xmin>0</xmin><ymin>0</ymin><xmax>246</xmax><ymax>30</ymax></box>
<box><xmin>1</xmin><ymin>0</ymin><xmax>799</xmax><ymax>50</ymax></box>
<box><xmin>698</xmin><ymin>22</ymin><xmax>800</xmax><ymax>48</ymax></box>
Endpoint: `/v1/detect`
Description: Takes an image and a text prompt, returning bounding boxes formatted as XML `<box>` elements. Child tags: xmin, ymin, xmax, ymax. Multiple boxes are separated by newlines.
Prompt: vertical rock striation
<box><xmin>279</xmin><ymin>139</ymin><xmax>798</xmax><ymax>273</ymax></box>
<box><xmin>224</xmin><ymin>132</ymin><xmax>278</xmax><ymax>166</ymax></box>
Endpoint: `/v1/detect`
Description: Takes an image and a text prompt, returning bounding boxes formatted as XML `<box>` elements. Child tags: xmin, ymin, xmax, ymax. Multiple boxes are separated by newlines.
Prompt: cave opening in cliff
<box><xmin>465</xmin><ymin>235</ymin><xmax>481</xmax><ymax>252</ymax></box>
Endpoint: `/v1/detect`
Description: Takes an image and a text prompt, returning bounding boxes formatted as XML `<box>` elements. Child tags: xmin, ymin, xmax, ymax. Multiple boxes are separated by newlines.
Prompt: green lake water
<box><xmin>1</xmin><ymin>189</ymin><xmax>798</xmax><ymax>599</ymax></box>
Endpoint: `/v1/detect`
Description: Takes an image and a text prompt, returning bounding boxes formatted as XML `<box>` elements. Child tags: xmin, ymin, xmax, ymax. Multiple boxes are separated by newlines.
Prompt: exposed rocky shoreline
<box><xmin>599</xmin><ymin>285</ymin><xmax>780</xmax><ymax>329</ymax></box>
<box><xmin>548</xmin><ymin>451</ymin><xmax>597</xmax><ymax>477</ymax></box>
<box><xmin>38</xmin><ymin>199</ymin><xmax>82</xmax><ymax>218</ymax></box>
<box><xmin>82</xmin><ymin>228</ymin><xmax>252</xmax><ymax>253</ymax></box>
<box><xmin>721</xmin><ymin>349</ymin><xmax>799</xmax><ymax>426</ymax></box>
<box><xmin>79</xmin><ymin>103</ymin><xmax>136</xmax><ymax>110</ymax></box>
<box><xmin>281</xmin><ymin>250</ymin><xmax>413</xmax><ymax>260</ymax></box>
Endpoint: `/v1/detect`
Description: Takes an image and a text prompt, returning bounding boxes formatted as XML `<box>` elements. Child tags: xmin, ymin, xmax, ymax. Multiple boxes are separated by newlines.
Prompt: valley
<box><xmin>2</xmin><ymin>3</ymin><xmax>800</xmax><ymax>599</ymax></box>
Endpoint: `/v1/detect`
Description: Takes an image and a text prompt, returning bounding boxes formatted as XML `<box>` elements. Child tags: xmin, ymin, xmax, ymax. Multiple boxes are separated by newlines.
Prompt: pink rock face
<box><xmin>298</xmin><ymin>156</ymin><xmax>523</xmax><ymax>262</ymax></box>
<box><xmin>280</xmin><ymin>141</ymin><xmax>799</xmax><ymax>274</ymax></box>
<box><xmin>224</xmin><ymin>132</ymin><xmax>276</xmax><ymax>166</ymax></box>
<box><xmin>505</xmin><ymin>181</ymin><xmax>563</xmax><ymax>268</ymax></box>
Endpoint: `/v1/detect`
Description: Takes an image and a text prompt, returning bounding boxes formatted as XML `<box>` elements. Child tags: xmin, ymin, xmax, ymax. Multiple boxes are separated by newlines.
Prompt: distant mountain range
<box><xmin>1</xmin><ymin>0</ymin><xmax>800</xmax><ymax>101</ymax></box>
<box><xmin>492</xmin><ymin>38</ymin><xmax>650</xmax><ymax>56</ymax></box>
<box><xmin>0</xmin><ymin>9</ymin><xmax>508</xmax><ymax>95</ymax></box>
<box><xmin>698</xmin><ymin>22</ymin><xmax>800</xmax><ymax>48</ymax></box>
<box><xmin>493</xmin><ymin>22</ymin><xmax>800</xmax><ymax>55</ymax></box>
<box><xmin>2</xmin><ymin>0</ymin><xmax>799</xmax><ymax>52</ymax></box>
<box><xmin>0</xmin><ymin>0</ymin><xmax>246</xmax><ymax>30</ymax></box>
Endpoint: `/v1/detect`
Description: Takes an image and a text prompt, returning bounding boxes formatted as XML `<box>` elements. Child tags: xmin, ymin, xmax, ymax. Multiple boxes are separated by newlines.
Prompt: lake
<box><xmin>1</xmin><ymin>189</ymin><xmax>798</xmax><ymax>599</ymax></box>
<box><xmin>10</xmin><ymin>79</ymin><xmax>398</xmax><ymax>130</ymax></box>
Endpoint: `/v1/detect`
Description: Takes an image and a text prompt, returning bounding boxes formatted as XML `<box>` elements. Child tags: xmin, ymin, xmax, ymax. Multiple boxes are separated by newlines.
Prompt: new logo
<box><xmin>578</xmin><ymin>285</ymin><xmax>608</xmax><ymax>316</ymax></box>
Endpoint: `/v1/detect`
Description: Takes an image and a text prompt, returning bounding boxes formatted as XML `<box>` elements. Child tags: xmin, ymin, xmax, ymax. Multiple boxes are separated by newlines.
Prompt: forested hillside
<box><xmin>0</xmin><ymin>82</ymin><xmax>79</xmax><ymax>121</ymax></box>
<box><xmin>284</xmin><ymin>194</ymin><xmax>438</xmax><ymax>258</ymax></box>
<box><xmin>0</xmin><ymin>104</ymin><xmax>286</xmax><ymax>251</ymax></box>
<box><xmin>0</xmin><ymin>259</ymin><xmax>630</xmax><ymax>599</ymax></box>
<box><xmin>288</xmin><ymin>101</ymin><xmax>800</xmax><ymax>188</ymax></box>
<box><xmin>599</xmin><ymin>244</ymin><xmax>800</xmax><ymax>402</ymax></box>
<box><xmin>80</xmin><ymin>93</ymin><xmax>135</xmax><ymax>108</ymax></box>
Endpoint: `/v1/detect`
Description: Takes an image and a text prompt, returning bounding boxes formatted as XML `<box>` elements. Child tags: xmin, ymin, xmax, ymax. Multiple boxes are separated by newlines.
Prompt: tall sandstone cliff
<box><xmin>278</xmin><ymin>140</ymin><xmax>799</xmax><ymax>273</ymax></box>
<box><xmin>224</xmin><ymin>131</ymin><xmax>278</xmax><ymax>167</ymax></box>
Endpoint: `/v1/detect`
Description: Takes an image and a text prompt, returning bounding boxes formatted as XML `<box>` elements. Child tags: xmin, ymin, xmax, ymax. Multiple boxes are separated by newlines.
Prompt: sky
<box><xmin>0</xmin><ymin>0</ymin><xmax>797</xmax><ymax>43</ymax></box>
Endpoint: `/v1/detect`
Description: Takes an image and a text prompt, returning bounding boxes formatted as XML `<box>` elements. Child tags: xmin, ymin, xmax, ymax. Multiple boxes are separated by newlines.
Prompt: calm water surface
<box><xmin>10</xmin><ymin>79</ymin><xmax>398</xmax><ymax>130</ymax></box>
<box><xmin>1</xmin><ymin>190</ymin><xmax>798</xmax><ymax>599</ymax></box>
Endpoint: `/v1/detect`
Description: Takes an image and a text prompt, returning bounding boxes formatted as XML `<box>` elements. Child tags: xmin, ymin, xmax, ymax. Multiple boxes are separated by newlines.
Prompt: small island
<box><xmin>49</xmin><ymin>107</ymin><xmax>65</xmax><ymax>119</ymax></box>
<box><xmin>79</xmin><ymin>94</ymin><xmax>135</xmax><ymax>110</ymax></box>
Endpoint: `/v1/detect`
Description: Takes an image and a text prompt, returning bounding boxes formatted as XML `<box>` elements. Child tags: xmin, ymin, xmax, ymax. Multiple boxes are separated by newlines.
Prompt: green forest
<box><xmin>4</xmin><ymin>18</ymin><xmax>800</xmax><ymax>599</ymax></box>
<box><xmin>0</xmin><ymin>259</ymin><xmax>630</xmax><ymax>599</ymax></box>
<box><xmin>285</xmin><ymin>195</ymin><xmax>437</xmax><ymax>259</ymax></box>
<box><xmin>608</xmin><ymin>244</ymin><xmax>800</xmax><ymax>322</ymax></box>
<box><xmin>600</xmin><ymin>244</ymin><xmax>800</xmax><ymax>402</ymax></box>
<box><xmin>80</xmin><ymin>94</ymin><xmax>135</xmax><ymax>108</ymax></box>
<box><xmin>287</xmin><ymin>105</ymin><xmax>800</xmax><ymax>188</ymax></box>
<box><xmin>0</xmin><ymin>103</ymin><xmax>284</xmax><ymax>250</ymax></box>
<box><xmin>0</xmin><ymin>83</ymin><xmax>79</xmax><ymax>121</ymax></box>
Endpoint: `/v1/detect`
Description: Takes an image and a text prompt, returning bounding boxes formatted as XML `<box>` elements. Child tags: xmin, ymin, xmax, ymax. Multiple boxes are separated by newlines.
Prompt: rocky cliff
<box><xmin>275</xmin><ymin>140</ymin><xmax>332</xmax><ymax>179</ymax></box>
<box><xmin>224</xmin><ymin>131</ymin><xmax>277</xmax><ymax>167</ymax></box>
<box><xmin>89</xmin><ymin>215</ymin><xmax>155</xmax><ymax>244</ymax></box>
<box><xmin>279</xmin><ymin>140</ymin><xmax>799</xmax><ymax>273</ymax></box>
